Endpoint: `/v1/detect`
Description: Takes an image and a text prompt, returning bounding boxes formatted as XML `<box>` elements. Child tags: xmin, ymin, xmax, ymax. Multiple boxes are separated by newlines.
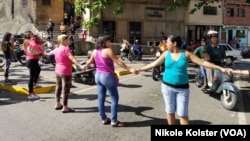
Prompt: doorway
<box><xmin>228</xmin><ymin>30</ymin><xmax>233</xmax><ymax>44</ymax></box>
<box><xmin>129</xmin><ymin>22</ymin><xmax>141</xmax><ymax>44</ymax></box>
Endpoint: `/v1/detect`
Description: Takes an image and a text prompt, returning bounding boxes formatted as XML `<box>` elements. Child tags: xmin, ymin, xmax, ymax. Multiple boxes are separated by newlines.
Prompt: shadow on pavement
<box><xmin>118</xmin><ymin>83</ymin><xmax>142</xmax><ymax>88</ymax></box>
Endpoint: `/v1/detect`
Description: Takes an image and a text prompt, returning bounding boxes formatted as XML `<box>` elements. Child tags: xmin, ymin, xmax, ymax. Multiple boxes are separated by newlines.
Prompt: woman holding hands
<box><xmin>137</xmin><ymin>34</ymin><xmax>233</xmax><ymax>125</ymax></box>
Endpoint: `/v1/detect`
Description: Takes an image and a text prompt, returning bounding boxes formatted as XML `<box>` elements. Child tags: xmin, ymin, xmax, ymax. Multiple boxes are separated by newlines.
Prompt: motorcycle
<box><xmin>13</xmin><ymin>43</ymin><xmax>26</xmax><ymax>65</ymax></box>
<box><xmin>127</xmin><ymin>45</ymin><xmax>142</xmax><ymax>61</ymax></box>
<box><xmin>120</xmin><ymin>47</ymin><xmax>130</xmax><ymax>61</ymax></box>
<box><xmin>195</xmin><ymin>62</ymin><xmax>240</xmax><ymax>111</ymax></box>
<box><xmin>152</xmin><ymin>50</ymin><xmax>164</xmax><ymax>81</ymax></box>
<box><xmin>72</xmin><ymin>61</ymin><xmax>96</xmax><ymax>85</ymax></box>
<box><xmin>0</xmin><ymin>43</ymin><xmax>26</xmax><ymax>67</ymax></box>
<box><xmin>39</xmin><ymin>48</ymin><xmax>55</xmax><ymax>66</ymax></box>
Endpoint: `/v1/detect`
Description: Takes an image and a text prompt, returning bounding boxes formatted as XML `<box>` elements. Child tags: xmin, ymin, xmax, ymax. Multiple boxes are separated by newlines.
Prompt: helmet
<box><xmin>207</xmin><ymin>30</ymin><xmax>218</xmax><ymax>38</ymax></box>
<box><xmin>209</xmin><ymin>33</ymin><xmax>218</xmax><ymax>38</ymax></box>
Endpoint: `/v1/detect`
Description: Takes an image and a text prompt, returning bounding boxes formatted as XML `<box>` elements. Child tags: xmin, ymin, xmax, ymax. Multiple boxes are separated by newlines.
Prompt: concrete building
<box><xmin>84</xmin><ymin>0</ymin><xmax>187</xmax><ymax>45</ymax></box>
<box><xmin>185</xmin><ymin>0</ymin><xmax>250</xmax><ymax>47</ymax></box>
<box><xmin>0</xmin><ymin>0</ymin><xmax>72</xmax><ymax>35</ymax></box>
<box><xmin>223</xmin><ymin>0</ymin><xmax>250</xmax><ymax>48</ymax></box>
<box><xmin>185</xmin><ymin>0</ymin><xmax>223</xmax><ymax>44</ymax></box>
<box><xmin>1</xmin><ymin>0</ymin><xmax>249</xmax><ymax>48</ymax></box>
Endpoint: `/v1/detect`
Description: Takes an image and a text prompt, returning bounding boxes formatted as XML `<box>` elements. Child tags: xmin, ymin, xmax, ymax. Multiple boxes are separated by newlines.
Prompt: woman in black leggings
<box><xmin>23</xmin><ymin>31</ymin><xmax>44</xmax><ymax>100</ymax></box>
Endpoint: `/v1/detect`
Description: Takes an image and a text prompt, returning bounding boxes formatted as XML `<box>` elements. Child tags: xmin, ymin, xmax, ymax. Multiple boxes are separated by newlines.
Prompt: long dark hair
<box><xmin>168</xmin><ymin>34</ymin><xmax>182</xmax><ymax>48</ymax></box>
<box><xmin>95</xmin><ymin>34</ymin><xmax>111</xmax><ymax>49</ymax></box>
<box><xmin>24</xmin><ymin>31</ymin><xmax>32</xmax><ymax>39</ymax></box>
<box><xmin>1</xmin><ymin>32</ymin><xmax>12</xmax><ymax>51</ymax></box>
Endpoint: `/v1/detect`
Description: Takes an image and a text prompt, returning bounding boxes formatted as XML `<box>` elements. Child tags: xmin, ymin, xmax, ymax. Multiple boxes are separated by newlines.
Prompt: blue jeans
<box><xmin>200</xmin><ymin>66</ymin><xmax>206</xmax><ymax>78</ymax></box>
<box><xmin>161</xmin><ymin>83</ymin><xmax>190</xmax><ymax>117</ymax></box>
<box><xmin>95</xmin><ymin>71</ymin><xmax>119</xmax><ymax>122</ymax></box>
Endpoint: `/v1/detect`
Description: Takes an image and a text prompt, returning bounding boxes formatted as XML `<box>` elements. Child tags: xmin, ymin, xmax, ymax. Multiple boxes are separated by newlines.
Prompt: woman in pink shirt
<box><xmin>23</xmin><ymin>31</ymin><xmax>44</xmax><ymax>100</ymax></box>
<box><xmin>45</xmin><ymin>34</ymin><xmax>81</xmax><ymax>113</ymax></box>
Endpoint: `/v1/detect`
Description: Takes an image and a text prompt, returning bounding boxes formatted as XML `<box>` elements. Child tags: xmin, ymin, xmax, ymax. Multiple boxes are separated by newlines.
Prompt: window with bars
<box><xmin>237</xmin><ymin>8</ymin><xmax>245</xmax><ymax>17</ymax></box>
<box><xmin>42</xmin><ymin>0</ymin><xmax>51</xmax><ymax>6</ymax></box>
<box><xmin>102</xmin><ymin>21</ymin><xmax>116</xmax><ymax>43</ymax></box>
<box><xmin>203</xmin><ymin>6</ymin><xmax>217</xmax><ymax>15</ymax></box>
<box><xmin>226</xmin><ymin>8</ymin><xmax>234</xmax><ymax>17</ymax></box>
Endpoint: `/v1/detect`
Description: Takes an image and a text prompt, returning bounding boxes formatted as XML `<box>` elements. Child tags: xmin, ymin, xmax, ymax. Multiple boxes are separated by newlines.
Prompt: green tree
<box><xmin>71</xmin><ymin>0</ymin><xmax>248</xmax><ymax>30</ymax></box>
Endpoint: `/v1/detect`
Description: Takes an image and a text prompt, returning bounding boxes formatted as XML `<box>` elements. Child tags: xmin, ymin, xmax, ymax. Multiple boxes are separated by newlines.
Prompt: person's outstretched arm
<box><xmin>138</xmin><ymin>51</ymin><xmax>167</xmax><ymax>72</ymax></box>
<box><xmin>107</xmin><ymin>48</ymin><xmax>137</xmax><ymax>74</ymax></box>
<box><xmin>233</xmin><ymin>70</ymin><xmax>250</xmax><ymax>76</ymax></box>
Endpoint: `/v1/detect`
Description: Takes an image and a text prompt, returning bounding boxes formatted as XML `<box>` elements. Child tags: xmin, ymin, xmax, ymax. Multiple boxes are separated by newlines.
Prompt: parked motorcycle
<box><xmin>13</xmin><ymin>43</ymin><xmax>26</xmax><ymax>65</ymax></box>
<box><xmin>72</xmin><ymin>61</ymin><xmax>96</xmax><ymax>85</ymax></box>
<box><xmin>0</xmin><ymin>42</ymin><xmax>26</xmax><ymax>67</ymax></box>
<box><xmin>195</xmin><ymin>63</ymin><xmax>240</xmax><ymax>111</ymax></box>
<box><xmin>152</xmin><ymin>50</ymin><xmax>164</xmax><ymax>81</ymax></box>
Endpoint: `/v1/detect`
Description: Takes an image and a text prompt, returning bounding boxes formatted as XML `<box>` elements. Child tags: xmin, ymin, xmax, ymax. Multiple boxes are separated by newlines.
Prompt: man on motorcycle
<box><xmin>133</xmin><ymin>40</ymin><xmax>142</xmax><ymax>60</ymax></box>
<box><xmin>120</xmin><ymin>38</ymin><xmax>130</xmax><ymax>56</ymax></box>
<box><xmin>202</xmin><ymin>30</ymin><xmax>226</xmax><ymax>91</ymax></box>
<box><xmin>194</xmin><ymin>38</ymin><xmax>208</xmax><ymax>89</ymax></box>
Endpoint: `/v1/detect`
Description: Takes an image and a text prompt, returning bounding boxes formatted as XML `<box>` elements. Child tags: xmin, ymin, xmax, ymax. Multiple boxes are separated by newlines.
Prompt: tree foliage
<box><xmin>71</xmin><ymin>0</ymin><xmax>249</xmax><ymax>30</ymax></box>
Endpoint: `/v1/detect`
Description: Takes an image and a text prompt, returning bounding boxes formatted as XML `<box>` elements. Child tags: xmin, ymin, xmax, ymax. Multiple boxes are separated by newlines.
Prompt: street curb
<box><xmin>0</xmin><ymin>83</ymin><xmax>55</xmax><ymax>95</ymax></box>
<box><xmin>115</xmin><ymin>70</ymin><xmax>131</xmax><ymax>76</ymax></box>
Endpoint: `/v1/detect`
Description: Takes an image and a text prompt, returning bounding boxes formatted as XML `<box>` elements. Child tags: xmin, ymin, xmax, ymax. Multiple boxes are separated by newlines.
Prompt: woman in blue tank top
<box><xmin>138</xmin><ymin>34</ymin><xmax>233</xmax><ymax>125</ymax></box>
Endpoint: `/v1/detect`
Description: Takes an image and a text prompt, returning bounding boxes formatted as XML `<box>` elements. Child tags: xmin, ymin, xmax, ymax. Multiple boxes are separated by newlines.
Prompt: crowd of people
<box><xmin>2</xmin><ymin>29</ymin><xmax>249</xmax><ymax>126</ymax></box>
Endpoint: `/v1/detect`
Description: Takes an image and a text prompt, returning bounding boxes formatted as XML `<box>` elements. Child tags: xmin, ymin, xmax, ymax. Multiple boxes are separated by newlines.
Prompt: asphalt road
<box><xmin>0</xmin><ymin>57</ymin><xmax>250</xmax><ymax>141</ymax></box>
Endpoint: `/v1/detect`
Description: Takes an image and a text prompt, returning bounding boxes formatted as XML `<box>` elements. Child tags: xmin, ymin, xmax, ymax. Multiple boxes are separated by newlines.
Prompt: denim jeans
<box><xmin>95</xmin><ymin>71</ymin><xmax>119</xmax><ymax>122</ymax></box>
<box><xmin>161</xmin><ymin>83</ymin><xmax>190</xmax><ymax>117</ymax></box>
<box><xmin>200</xmin><ymin>66</ymin><xmax>206</xmax><ymax>78</ymax></box>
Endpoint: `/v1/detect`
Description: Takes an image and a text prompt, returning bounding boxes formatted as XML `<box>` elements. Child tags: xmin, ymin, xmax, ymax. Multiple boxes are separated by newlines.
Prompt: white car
<box><xmin>219</xmin><ymin>43</ymin><xmax>242</xmax><ymax>63</ymax></box>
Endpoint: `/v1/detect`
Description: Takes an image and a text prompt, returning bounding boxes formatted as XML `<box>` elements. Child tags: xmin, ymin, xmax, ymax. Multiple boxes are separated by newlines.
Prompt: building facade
<box><xmin>84</xmin><ymin>0</ymin><xmax>187</xmax><ymax>45</ymax></box>
<box><xmin>0</xmin><ymin>0</ymin><xmax>72</xmax><ymax>34</ymax></box>
<box><xmin>185</xmin><ymin>0</ymin><xmax>223</xmax><ymax>44</ymax></box>
<box><xmin>185</xmin><ymin>0</ymin><xmax>250</xmax><ymax>48</ymax></box>
<box><xmin>1</xmin><ymin>0</ymin><xmax>249</xmax><ymax>47</ymax></box>
<box><xmin>223</xmin><ymin>0</ymin><xmax>250</xmax><ymax>48</ymax></box>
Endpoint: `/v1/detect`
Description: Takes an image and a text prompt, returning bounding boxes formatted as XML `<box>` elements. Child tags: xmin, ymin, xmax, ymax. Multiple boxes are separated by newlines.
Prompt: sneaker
<box><xmin>33</xmin><ymin>83</ymin><xmax>41</xmax><ymax>88</ymax></box>
<box><xmin>27</xmin><ymin>94</ymin><xmax>40</xmax><ymax>100</ymax></box>
<box><xmin>4</xmin><ymin>80</ymin><xmax>13</xmax><ymax>84</ymax></box>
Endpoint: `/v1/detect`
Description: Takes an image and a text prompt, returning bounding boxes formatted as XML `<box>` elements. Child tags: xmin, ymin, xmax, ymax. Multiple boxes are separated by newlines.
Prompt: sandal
<box><xmin>102</xmin><ymin>118</ymin><xmax>111</xmax><ymax>125</ymax></box>
<box><xmin>111</xmin><ymin>121</ymin><xmax>124</xmax><ymax>127</ymax></box>
<box><xmin>55</xmin><ymin>106</ymin><xmax>63</xmax><ymax>110</ymax></box>
<box><xmin>62</xmin><ymin>108</ymin><xmax>75</xmax><ymax>113</ymax></box>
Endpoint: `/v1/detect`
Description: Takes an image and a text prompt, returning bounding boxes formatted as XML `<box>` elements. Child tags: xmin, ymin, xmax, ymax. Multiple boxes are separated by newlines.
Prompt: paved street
<box><xmin>0</xmin><ymin>56</ymin><xmax>250</xmax><ymax>141</ymax></box>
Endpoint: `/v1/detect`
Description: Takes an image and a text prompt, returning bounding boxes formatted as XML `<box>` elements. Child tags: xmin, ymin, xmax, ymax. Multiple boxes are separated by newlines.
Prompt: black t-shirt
<box><xmin>3</xmin><ymin>41</ymin><xmax>12</xmax><ymax>59</ymax></box>
<box><xmin>203</xmin><ymin>45</ymin><xmax>226</xmax><ymax>65</ymax></box>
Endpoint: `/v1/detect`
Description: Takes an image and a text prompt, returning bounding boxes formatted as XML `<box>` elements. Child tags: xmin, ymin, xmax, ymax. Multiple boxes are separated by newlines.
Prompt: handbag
<box><xmin>97</xmin><ymin>49</ymin><xmax>119</xmax><ymax>85</ymax></box>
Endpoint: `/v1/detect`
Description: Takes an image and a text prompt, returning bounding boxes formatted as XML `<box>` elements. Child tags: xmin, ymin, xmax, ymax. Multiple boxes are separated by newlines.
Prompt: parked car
<box><xmin>241</xmin><ymin>47</ymin><xmax>250</xmax><ymax>58</ymax></box>
<box><xmin>218</xmin><ymin>43</ymin><xmax>242</xmax><ymax>64</ymax></box>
